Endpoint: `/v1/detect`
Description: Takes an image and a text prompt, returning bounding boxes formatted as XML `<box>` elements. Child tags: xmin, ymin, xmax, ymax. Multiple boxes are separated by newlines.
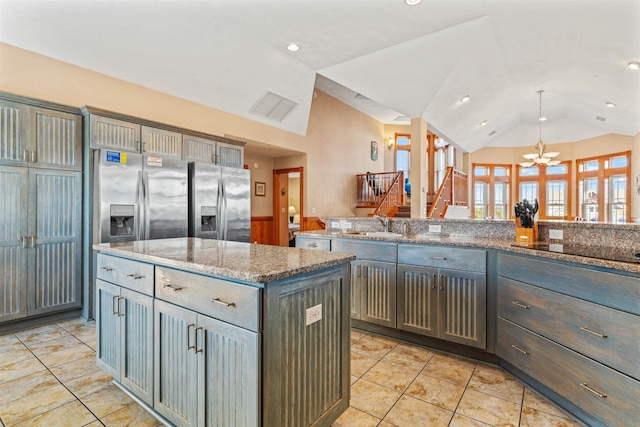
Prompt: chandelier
<box><xmin>519</xmin><ymin>90</ymin><xmax>560</xmax><ymax>168</ymax></box>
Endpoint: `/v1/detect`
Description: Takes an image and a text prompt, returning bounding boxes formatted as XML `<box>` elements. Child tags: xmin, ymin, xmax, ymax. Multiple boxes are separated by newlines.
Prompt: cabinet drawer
<box><xmin>332</xmin><ymin>239</ymin><xmax>397</xmax><ymax>262</ymax></box>
<box><xmin>497</xmin><ymin>318</ymin><xmax>640</xmax><ymax>427</ymax></box>
<box><xmin>97</xmin><ymin>254</ymin><xmax>154</xmax><ymax>296</ymax></box>
<box><xmin>498</xmin><ymin>253</ymin><xmax>640</xmax><ymax>315</ymax></box>
<box><xmin>398</xmin><ymin>244</ymin><xmax>486</xmax><ymax>272</ymax></box>
<box><xmin>498</xmin><ymin>277</ymin><xmax>640</xmax><ymax>379</ymax></box>
<box><xmin>155</xmin><ymin>266</ymin><xmax>260</xmax><ymax>332</ymax></box>
<box><xmin>296</xmin><ymin>237</ymin><xmax>330</xmax><ymax>251</ymax></box>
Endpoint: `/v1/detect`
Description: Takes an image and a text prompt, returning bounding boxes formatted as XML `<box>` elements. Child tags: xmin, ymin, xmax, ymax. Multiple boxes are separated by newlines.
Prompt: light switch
<box><xmin>549</xmin><ymin>229</ymin><xmax>563</xmax><ymax>240</ymax></box>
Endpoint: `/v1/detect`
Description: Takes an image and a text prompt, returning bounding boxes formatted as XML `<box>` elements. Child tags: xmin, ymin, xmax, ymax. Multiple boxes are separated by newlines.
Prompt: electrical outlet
<box><xmin>428</xmin><ymin>224</ymin><xmax>442</xmax><ymax>233</ymax></box>
<box><xmin>341</xmin><ymin>221</ymin><xmax>352</xmax><ymax>229</ymax></box>
<box><xmin>549</xmin><ymin>229</ymin><xmax>563</xmax><ymax>240</ymax></box>
<box><xmin>330</xmin><ymin>221</ymin><xmax>340</xmax><ymax>229</ymax></box>
<box><xmin>305</xmin><ymin>304</ymin><xmax>322</xmax><ymax>326</ymax></box>
<box><xmin>549</xmin><ymin>243</ymin><xmax>564</xmax><ymax>253</ymax></box>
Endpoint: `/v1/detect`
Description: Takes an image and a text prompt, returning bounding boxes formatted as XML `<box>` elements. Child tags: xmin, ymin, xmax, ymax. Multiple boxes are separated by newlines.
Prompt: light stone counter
<box><xmin>94</xmin><ymin>237</ymin><xmax>356</xmax><ymax>284</ymax></box>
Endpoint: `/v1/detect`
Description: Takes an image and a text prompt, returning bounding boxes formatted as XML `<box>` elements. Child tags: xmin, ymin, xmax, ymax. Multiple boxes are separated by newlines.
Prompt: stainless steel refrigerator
<box><xmin>189</xmin><ymin>163</ymin><xmax>251</xmax><ymax>242</ymax></box>
<box><xmin>94</xmin><ymin>149</ymin><xmax>188</xmax><ymax>243</ymax></box>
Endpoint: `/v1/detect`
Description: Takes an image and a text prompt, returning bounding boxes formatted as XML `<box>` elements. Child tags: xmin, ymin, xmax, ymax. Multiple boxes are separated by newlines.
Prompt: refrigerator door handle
<box><xmin>220</xmin><ymin>179</ymin><xmax>227</xmax><ymax>241</ymax></box>
<box><xmin>143</xmin><ymin>171</ymin><xmax>151</xmax><ymax>240</ymax></box>
<box><xmin>136</xmin><ymin>170</ymin><xmax>144</xmax><ymax>240</ymax></box>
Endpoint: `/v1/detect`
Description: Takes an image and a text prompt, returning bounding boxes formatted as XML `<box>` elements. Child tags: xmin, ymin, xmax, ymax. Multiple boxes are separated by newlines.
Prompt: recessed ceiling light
<box><xmin>479</xmin><ymin>120</ymin><xmax>487</xmax><ymax>127</ymax></box>
<box><xmin>628</xmin><ymin>61</ymin><xmax>640</xmax><ymax>70</ymax></box>
<box><xmin>405</xmin><ymin>0</ymin><xmax>423</xmax><ymax>5</ymax></box>
<box><xmin>287</xmin><ymin>43</ymin><xmax>300</xmax><ymax>52</ymax></box>
<box><xmin>460</xmin><ymin>95</ymin><xmax>470</xmax><ymax>103</ymax></box>
<box><xmin>539</xmin><ymin>117</ymin><xmax>547</xmax><ymax>122</ymax></box>
<box><xmin>605</xmin><ymin>102</ymin><xmax>616</xmax><ymax>108</ymax></box>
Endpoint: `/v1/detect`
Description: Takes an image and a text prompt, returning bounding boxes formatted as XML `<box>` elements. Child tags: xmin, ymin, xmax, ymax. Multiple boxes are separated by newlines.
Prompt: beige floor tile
<box><xmin>523</xmin><ymin>387</ymin><xmax>572</xmax><ymax>419</ymax></box>
<box><xmin>377</xmin><ymin>421</ymin><xmax>397</xmax><ymax>427</ymax></box>
<box><xmin>100</xmin><ymin>403</ymin><xmax>161</xmax><ymax>427</ymax></box>
<box><xmin>449</xmin><ymin>413</ymin><xmax>493</xmax><ymax>427</ymax></box>
<box><xmin>0</xmin><ymin>357</ymin><xmax>46</xmax><ymax>385</ymax></box>
<box><xmin>56</xmin><ymin>317</ymin><xmax>88</xmax><ymax>328</ymax></box>
<box><xmin>351</xmin><ymin>375</ymin><xmax>359</xmax><ymax>385</ymax></box>
<box><xmin>351</xmin><ymin>336</ymin><xmax>396</xmax><ymax>360</ymax></box>
<box><xmin>405</xmin><ymin>373</ymin><xmax>465</xmax><ymax>411</ymax></box>
<box><xmin>382</xmin><ymin>343</ymin><xmax>434</xmax><ymax>369</ymax></box>
<box><xmin>420</xmin><ymin>353</ymin><xmax>476</xmax><ymax>386</ymax></box>
<box><xmin>350</xmin><ymin>379</ymin><xmax>401</xmax><ymax>419</ymax></box>
<box><xmin>331</xmin><ymin>406</ymin><xmax>381</xmax><ymax>427</ymax></box>
<box><xmin>457</xmin><ymin>389</ymin><xmax>521</xmax><ymax>427</ymax></box>
<box><xmin>65</xmin><ymin>368</ymin><xmax>114</xmax><ymax>398</ymax></box>
<box><xmin>38</xmin><ymin>343</ymin><xmax>95</xmax><ymax>368</ymax></box>
<box><xmin>84</xmin><ymin>422</ymin><xmax>106</xmax><ymax>427</ymax></box>
<box><xmin>350</xmin><ymin>329</ymin><xmax>366</xmax><ymax>344</ymax></box>
<box><xmin>85</xmin><ymin>340</ymin><xmax>97</xmax><ymax>351</ymax></box>
<box><xmin>362</xmin><ymin>360</ymin><xmax>421</xmax><ymax>392</ymax></box>
<box><xmin>80</xmin><ymin>383</ymin><xmax>134</xmax><ymax>419</ymax></box>
<box><xmin>351</xmin><ymin>351</ymin><xmax>378</xmax><ymax>377</ymax></box>
<box><xmin>15</xmin><ymin>324</ymin><xmax>70</xmax><ymax>346</ymax></box>
<box><xmin>13</xmin><ymin>400</ymin><xmax>97</xmax><ymax>427</ymax></box>
<box><xmin>26</xmin><ymin>334</ymin><xmax>83</xmax><ymax>357</ymax></box>
<box><xmin>0</xmin><ymin>383</ymin><xmax>76</xmax><ymax>425</ymax></box>
<box><xmin>366</xmin><ymin>334</ymin><xmax>398</xmax><ymax>347</ymax></box>
<box><xmin>49</xmin><ymin>355</ymin><xmax>102</xmax><ymax>383</ymax></box>
<box><xmin>383</xmin><ymin>395</ymin><xmax>453</xmax><ymax>427</ymax></box>
<box><xmin>0</xmin><ymin>348</ymin><xmax>34</xmax><ymax>369</ymax></box>
<box><xmin>468</xmin><ymin>364</ymin><xmax>524</xmax><ymax>404</ymax></box>
<box><xmin>0</xmin><ymin>334</ymin><xmax>24</xmax><ymax>355</ymax></box>
<box><xmin>520</xmin><ymin>407</ymin><xmax>582</xmax><ymax>427</ymax></box>
<box><xmin>0</xmin><ymin>370</ymin><xmax>60</xmax><ymax>406</ymax></box>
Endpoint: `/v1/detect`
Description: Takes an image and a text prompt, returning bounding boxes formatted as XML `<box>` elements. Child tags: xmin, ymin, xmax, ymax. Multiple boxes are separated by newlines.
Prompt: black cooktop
<box><xmin>511</xmin><ymin>242</ymin><xmax>640</xmax><ymax>264</ymax></box>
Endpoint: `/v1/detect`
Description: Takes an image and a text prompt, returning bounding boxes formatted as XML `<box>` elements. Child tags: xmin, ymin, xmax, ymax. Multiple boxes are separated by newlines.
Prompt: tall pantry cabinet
<box><xmin>0</xmin><ymin>94</ymin><xmax>83</xmax><ymax>324</ymax></box>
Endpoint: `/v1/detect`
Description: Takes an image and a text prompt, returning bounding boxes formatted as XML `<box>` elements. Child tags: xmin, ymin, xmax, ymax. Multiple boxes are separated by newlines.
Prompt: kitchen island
<box><xmin>93</xmin><ymin>237</ymin><xmax>355</xmax><ymax>427</ymax></box>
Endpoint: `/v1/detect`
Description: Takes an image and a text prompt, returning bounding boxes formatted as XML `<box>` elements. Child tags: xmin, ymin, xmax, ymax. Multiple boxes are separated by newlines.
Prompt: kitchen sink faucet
<box><xmin>373</xmin><ymin>213</ymin><xmax>390</xmax><ymax>232</ymax></box>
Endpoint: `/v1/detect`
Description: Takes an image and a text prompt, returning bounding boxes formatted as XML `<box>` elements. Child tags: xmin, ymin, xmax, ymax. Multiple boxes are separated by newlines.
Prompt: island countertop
<box><xmin>94</xmin><ymin>237</ymin><xmax>356</xmax><ymax>283</ymax></box>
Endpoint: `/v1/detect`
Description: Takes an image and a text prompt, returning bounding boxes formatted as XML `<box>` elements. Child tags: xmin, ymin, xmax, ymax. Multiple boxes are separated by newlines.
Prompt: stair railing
<box><xmin>356</xmin><ymin>171</ymin><xmax>404</xmax><ymax>215</ymax></box>
<box><xmin>428</xmin><ymin>167</ymin><xmax>468</xmax><ymax>218</ymax></box>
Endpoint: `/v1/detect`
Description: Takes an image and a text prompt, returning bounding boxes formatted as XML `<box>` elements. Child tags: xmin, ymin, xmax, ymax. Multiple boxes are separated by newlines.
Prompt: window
<box><xmin>577</xmin><ymin>151</ymin><xmax>630</xmax><ymax>223</ymax></box>
<box><xmin>516</xmin><ymin>162</ymin><xmax>571</xmax><ymax>220</ymax></box>
<box><xmin>472</xmin><ymin>164</ymin><xmax>511</xmax><ymax>219</ymax></box>
<box><xmin>395</xmin><ymin>135</ymin><xmax>411</xmax><ymax>181</ymax></box>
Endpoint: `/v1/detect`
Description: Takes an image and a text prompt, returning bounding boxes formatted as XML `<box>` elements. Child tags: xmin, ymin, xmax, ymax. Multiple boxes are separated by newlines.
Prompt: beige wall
<box><xmin>0</xmin><ymin>43</ymin><xmax>382</xmax><ymax>218</ymax></box>
<box><xmin>244</xmin><ymin>154</ymin><xmax>275</xmax><ymax>217</ymax></box>
<box><xmin>633</xmin><ymin>132</ymin><xmax>640</xmax><ymax>221</ymax></box>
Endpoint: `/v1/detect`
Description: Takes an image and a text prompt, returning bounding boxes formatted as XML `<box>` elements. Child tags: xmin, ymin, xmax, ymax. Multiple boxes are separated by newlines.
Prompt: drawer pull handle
<box><xmin>511</xmin><ymin>344</ymin><xmax>530</xmax><ymax>355</ymax></box>
<box><xmin>101</xmin><ymin>267</ymin><xmax>114</xmax><ymax>272</ymax></box>
<box><xmin>511</xmin><ymin>301</ymin><xmax>530</xmax><ymax>309</ymax></box>
<box><xmin>112</xmin><ymin>295</ymin><xmax>119</xmax><ymax>315</ymax></box>
<box><xmin>127</xmin><ymin>274</ymin><xmax>144</xmax><ymax>280</ymax></box>
<box><xmin>163</xmin><ymin>284</ymin><xmax>183</xmax><ymax>292</ymax></box>
<box><xmin>195</xmin><ymin>327</ymin><xmax>203</xmax><ymax>353</ymax></box>
<box><xmin>580</xmin><ymin>383</ymin><xmax>607</xmax><ymax>398</ymax></box>
<box><xmin>580</xmin><ymin>327</ymin><xmax>608</xmax><ymax>338</ymax></box>
<box><xmin>212</xmin><ymin>298</ymin><xmax>236</xmax><ymax>308</ymax></box>
<box><xmin>308</xmin><ymin>243</ymin><xmax>318</xmax><ymax>248</ymax></box>
<box><xmin>187</xmin><ymin>323</ymin><xmax>195</xmax><ymax>351</ymax></box>
<box><xmin>117</xmin><ymin>297</ymin><xmax>125</xmax><ymax>317</ymax></box>
<box><xmin>430</xmin><ymin>256</ymin><xmax>447</xmax><ymax>260</ymax></box>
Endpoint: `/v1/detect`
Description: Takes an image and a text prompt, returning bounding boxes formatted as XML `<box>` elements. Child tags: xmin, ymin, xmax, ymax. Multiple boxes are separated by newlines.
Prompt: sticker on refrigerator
<box><xmin>106</xmin><ymin>151</ymin><xmax>127</xmax><ymax>164</ymax></box>
<box><xmin>147</xmin><ymin>156</ymin><xmax>163</xmax><ymax>167</ymax></box>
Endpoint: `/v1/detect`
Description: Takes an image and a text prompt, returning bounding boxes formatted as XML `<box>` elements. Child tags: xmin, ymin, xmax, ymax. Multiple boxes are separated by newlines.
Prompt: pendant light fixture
<box><xmin>519</xmin><ymin>90</ymin><xmax>560</xmax><ymax>168</ymax></box>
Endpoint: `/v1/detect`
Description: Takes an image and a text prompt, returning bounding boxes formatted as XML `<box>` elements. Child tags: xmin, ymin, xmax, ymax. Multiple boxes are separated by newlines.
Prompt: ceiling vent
<box><xmin>595</xmin><ymin>116</ymin><xmax>607</xmax><ymax>121</ymax></box>
<box><xmin>250</xmin><ymin>91</ymin><xmax>297</xmax><ymax>122</ymax></box>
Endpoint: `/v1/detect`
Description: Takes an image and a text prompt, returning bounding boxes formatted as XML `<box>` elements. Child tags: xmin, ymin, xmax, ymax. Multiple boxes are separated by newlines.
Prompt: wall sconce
<box><xmin>387</xmin><ymin>137</ymin><xmax>394</xmax><ymax>150</ymax></box>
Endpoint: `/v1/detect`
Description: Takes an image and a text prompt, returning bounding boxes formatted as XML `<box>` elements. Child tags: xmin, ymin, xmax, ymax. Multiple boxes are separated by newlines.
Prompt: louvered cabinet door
<box><xmin>198</xmin><ymin>314</ymin><xmax>259</xmax><ymax>427</ymax></box>
<box><xmin>28</xmin><ymin>168</ymin><xmax>82</xmax><ymax>315</ymax></box>
<box><xmin>141</xmin><ymin>126</ymin><xmax>182</xmax><ymax>158</ymax></box>
<box><xmin>96</xmin><ymin>280</ymin><xmax>121</xmax><ymax>378</ymax></box>
<box><xmin>89</xmin><ymin>115</ymin><xmax>141</xmax><ymax>152</ymax></box>
<box><xmin>437</xmin><ymin>269</ymin><xmax>487</xmax><ymax>349</ymax></box>
<box><xmin>215</xmin><ymin>140</ymin><xmax>243</xmax><ymax>167</ymax></box>
<box><xmin>120</xmin><ymin>288</ymin><xmax>154</xmax><ymax>406</ymax></box>
<box><xmin>31</xmin><ymin>107</ymin><xmax>82</xmax><ymax>171</ymax></box>
<box><xmin>0</xmin><ymin>100</ymin><xmax>29</xmax><ymax>166</ymax></box>
<box><xmin>154</xmin><ymin>300</ymin><xmax>199</xmax><ymax>427</ymax></box>
<box><xmin>397</xmin><ymin>265</ymin><xmax>438</xmax><ymax>338</ymax></box>
<box><xmin>360</xmin><ymin>260</ymin><xmax>396</xmax><ymax>328</ymax></box>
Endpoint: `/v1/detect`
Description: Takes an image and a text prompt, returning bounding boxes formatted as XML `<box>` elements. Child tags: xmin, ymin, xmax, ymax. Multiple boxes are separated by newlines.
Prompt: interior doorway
<box><xmin>273</xmin><ymin>167</ymin><xmax>304</xmax><ymax>247</ymax></box>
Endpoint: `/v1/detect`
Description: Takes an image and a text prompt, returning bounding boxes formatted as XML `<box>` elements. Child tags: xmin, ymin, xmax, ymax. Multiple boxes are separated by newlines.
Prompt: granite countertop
<box><xmin>298</xmin><ymin>230</ymin><xmax>640</xmax><ymax>274</ymax></box>
<box><xmin>94</xmin><ymin>237</ymin><xmax>356</xmax><ymax>284</ymax></box>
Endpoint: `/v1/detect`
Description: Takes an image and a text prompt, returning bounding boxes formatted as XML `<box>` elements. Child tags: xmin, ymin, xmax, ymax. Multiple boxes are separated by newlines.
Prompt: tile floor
<box><xmin>0</xmin><ymin>319</ymin><xmax>583</xmax><ymax>427</ymax></box>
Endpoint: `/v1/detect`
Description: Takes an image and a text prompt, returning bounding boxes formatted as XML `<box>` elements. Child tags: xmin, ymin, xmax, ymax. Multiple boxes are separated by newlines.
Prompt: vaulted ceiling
<box><xmin>1</xmin><ymin>0</ymin><xmax>639</xmax><ymax>154</ymax></box>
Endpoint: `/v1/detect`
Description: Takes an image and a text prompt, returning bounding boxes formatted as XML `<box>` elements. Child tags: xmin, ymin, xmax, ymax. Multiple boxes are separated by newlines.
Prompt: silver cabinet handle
<box><xmin>429</xmin><ymin>256</ymin><xmax>447</xmax><ymax>260</ymax></box>
<box><xmin>580</xmin><ymin>327</ymin><xmax>608</xmax><ymax>338</ymax></box>
<box><xmin>195</xmin><ymin>327</ymin><xmax>203</xmax><ymax>353</ymax></box>
<box><xmin>20</xmin><ymin>236</ymin><xmax>28</xmax><ymax>249</ymax></box>
<box><xmin>163</xmin><ymin>284</ymin><xmax>183</xmax><ymax>292</ymax></box>
<box><xmin>127</xmin><ymin>274</ymin><xmax>144</xmax><ymax>280</ymax></box>
<box><xmin>212</xmin><ymin>298</ymin><xmax>236</xmax><ymax>308</ymax></box>
<box><xmin>117</xmin><ymin>297</ymin><xmax>125</xmax><ymax>317</ymax></box>
<box><xmin>580</xmin><ymin>383</ymin><xmax>607</xmax><ymax>398</ymax></box>
<box><xmin>186</xmin><ymin>323</ymin><xmax>195</xmax><ymax>351</ymax></box>
<box><xmin>511</xmin><ymin>344</ymin><xmax>530</xmax><ymax>355</ymax></box>
<box><xmin>28</xmin><ymin>235</ymin><xmax>36</xmax><ymax>248</ymax></box>
<box><xmin>511</xmin><ymin>301</ymin><xmax>530</xmax><ymax>309</ymax></box>
<box><xmin>100</xmin><ymin>266</ymin><xmax>114</xmax><ymax>272</ymax></box>
<box><xmin>112</xmin><ymin>295</ymin><xmax>119</xmax><ymax>315</ymax></box>
<box><xmin>308</xmin><ymin>242</ymin><xmax>318</xmax><ymax>248</ymax></box>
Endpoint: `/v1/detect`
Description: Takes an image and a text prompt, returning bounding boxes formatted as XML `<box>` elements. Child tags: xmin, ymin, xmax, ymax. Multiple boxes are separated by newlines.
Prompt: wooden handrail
<box><xmin>373</xmin><ymin>172</ymin><xmax>404</xmax><ymax>216</ymax></box>
<box><xmin>356</xmin><ymin>171</ymin><xmax>404</xmax><ymax>211</ymax></box>
<box><xmin>428</xmin><ymin>167</ymin><xmax>468</xmax><ymax>218</ymax></box>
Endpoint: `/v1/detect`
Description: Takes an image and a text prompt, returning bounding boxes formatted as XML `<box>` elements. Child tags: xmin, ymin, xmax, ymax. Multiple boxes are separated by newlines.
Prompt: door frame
<box><xmin>273</xmin><ymin>167</ymin><xmax>304</xmax><ymax>246</ymax></box>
